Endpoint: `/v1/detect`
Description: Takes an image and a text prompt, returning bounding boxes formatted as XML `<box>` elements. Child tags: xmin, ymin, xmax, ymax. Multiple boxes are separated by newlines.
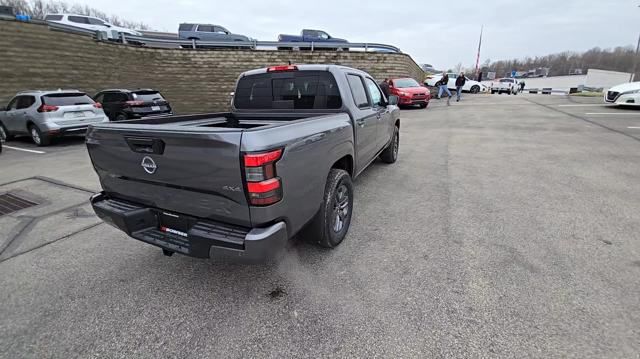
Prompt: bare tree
<box><xmin>0</xmin><ymin>0</ymin><xmax>151</xmax><ymax>29</ymax></box>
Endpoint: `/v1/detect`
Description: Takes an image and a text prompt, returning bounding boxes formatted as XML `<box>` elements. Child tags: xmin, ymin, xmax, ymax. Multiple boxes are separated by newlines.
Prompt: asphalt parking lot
<box><xmin>1</xmin><ymin>94</ymin><xmax>639</xmax><ymax>358</ymax></box>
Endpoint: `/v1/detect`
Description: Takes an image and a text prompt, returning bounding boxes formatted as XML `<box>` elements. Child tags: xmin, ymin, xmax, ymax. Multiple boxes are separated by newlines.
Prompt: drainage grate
<box><xmin>0</xmin><ymin>193</ymin><xmax>39</xmax><ymax>216</ymax></box>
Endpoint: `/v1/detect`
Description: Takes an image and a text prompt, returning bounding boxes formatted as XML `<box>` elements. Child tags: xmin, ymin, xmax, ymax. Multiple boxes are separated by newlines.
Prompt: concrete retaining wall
<box><xmin>0</xmin><ymin>19</ymin><xmax>425</xmax><ymax>113</ymax></box>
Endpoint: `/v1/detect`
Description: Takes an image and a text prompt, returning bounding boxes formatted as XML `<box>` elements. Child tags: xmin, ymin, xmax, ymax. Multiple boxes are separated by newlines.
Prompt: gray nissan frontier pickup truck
<box><xmin>86</xmin><ymin>64</ymin><xmax>401</xmax><ymax>261</ymax></box>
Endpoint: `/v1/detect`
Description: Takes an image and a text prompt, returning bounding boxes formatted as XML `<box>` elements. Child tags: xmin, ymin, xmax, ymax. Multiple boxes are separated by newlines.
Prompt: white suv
<box><xmin>44</xmin><ymin>14</ymin><xmax>142</xmax><ymax>38</ymax></box>
<box><xmin>0</xmin><ymin>90</ymin><xmax>109</xmax><ymax>146</ymax></box>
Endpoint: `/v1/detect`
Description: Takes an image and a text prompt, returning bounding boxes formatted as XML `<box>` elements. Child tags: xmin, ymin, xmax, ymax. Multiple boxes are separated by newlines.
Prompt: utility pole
<box><xmin>474</xmin><ymin>25</ymin><xmax>483</xmax><ymax>79</ymax></box>
<box><xmin>631</xmin><ymin>32</ymin><xmax>640</xmax><ymax>82</ymax></box>
<box><xmin>631</xmin><ymin>5</ymin><xmax>640</xmax><ymax>82</ymax></box>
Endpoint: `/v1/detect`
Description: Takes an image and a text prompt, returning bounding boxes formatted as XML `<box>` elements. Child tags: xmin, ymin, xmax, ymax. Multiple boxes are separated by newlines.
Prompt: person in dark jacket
<box><xmin>455</xmin><ymin>72</ymin><xmax>466</xmax><ymax>102</ymax></box>
<box><xmin>379</xmin><ymin>78</ymin><xmax>390</xmax><ymax>98</ymax></box>
<box><xmin>437</xmin><ymin>72</ymin><xmax>452</xmax><ymax>105</ymax></box>
<box><xmin>520</xmin><ymin>81</ymin><xmax>526</xmax><ymax>92</ymax></box>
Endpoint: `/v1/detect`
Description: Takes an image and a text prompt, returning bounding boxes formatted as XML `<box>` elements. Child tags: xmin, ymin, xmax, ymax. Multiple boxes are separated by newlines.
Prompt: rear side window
<box><xmin>68</xmin><ymin>16</ymin><xmax>88</xmax><ymax>24</ymax></box>
<box><xmin>42</xmin><ymin>93</ymin><xmax>95</xmax><ymax>106</ymax></box>
<box><xmin>16</xmin><ymin>96</ymin><xmax>36</xmax><ymax>109</ymax></box>
<box><xmin>234</xmin><ymin>71</ymin><xmax>342</xmax><ymax>110</ymax></box>
<box><xmin>347</xmin><ymin>74</ymin><xmax>369</xmax><ymax>108</ymax></box>
<box><xmin>45</xmin><ymin>15</ymin><xmax>63</xmax><ymax>21</ymax></box>
<box><xmin>179</xmin><ymin>24</ymin><xmax>193</xmax><ymax>31</ymax></box>
<box><xmin>132</xmin><ymin>91</ymin><xmax>165</xmax><ymax>102</ymax></box>
<box><xmin>197</xmin><ymin>25</ymin><xmax>214</xmax><ymax>32</ymax></box>
<box><xmin>499</xmin><ymin>79</ymin><xmax>513</xmax><ymax>83</ymax></box>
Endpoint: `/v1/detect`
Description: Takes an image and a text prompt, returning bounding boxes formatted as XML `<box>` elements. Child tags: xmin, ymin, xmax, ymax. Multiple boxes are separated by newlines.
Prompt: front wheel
<box><xmin>471</xmin><ymin>85</ymin><xmax>480</xmax><ymax>94</ymax></box>
<box><xmin>303</xmin><ymin>169</ymin><xmax>354</xmax><ymax>248</ymax></box>
<box><xmin>380</xmin><ymin>126</ymin><xmax>399</xmax><ymax>164</ymax></box>
<box><xmin>114</xmin><ymin>113</ymin><xmax>128</xmax><ymax>122</ymax></box>
<box><xmin>419</xmin><ymin>103</ymin><xmax>428</xmax><ymax>109</ymax></box>
<box><xmin>0</xmin><ymin>123</ymin><xmax>12</xmax><ymax>141</ymax></box>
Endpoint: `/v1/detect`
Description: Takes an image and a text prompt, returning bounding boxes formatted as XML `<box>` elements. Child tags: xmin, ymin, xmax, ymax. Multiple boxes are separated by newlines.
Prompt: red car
<box><xmin>389</xmin><ymin>78</ymin><xmax>431</xmax><ymax>108</ymax></box>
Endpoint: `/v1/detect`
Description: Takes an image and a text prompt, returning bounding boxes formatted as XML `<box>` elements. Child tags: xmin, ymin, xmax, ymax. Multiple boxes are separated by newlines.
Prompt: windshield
<box><xmin>393</xmin><ymin>78</ymin><xmax>420</xmax><ymax>88</ymax></box>
<box><xmin>42</xmin><ymin>93</ymin><xmax>95</xmax><ymax>106</ymax></box>
<box><xmin>132</xmin><ymin>91</ymin><xmax>165</xmax><ymax>102</ymax></box>
<box><xmin>234</xmin><ymin>71</ymin><xmax>342</xmax><ymax>110</ymax></box>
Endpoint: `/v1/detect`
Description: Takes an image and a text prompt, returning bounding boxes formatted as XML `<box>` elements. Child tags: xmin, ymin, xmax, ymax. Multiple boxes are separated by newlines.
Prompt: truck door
<box><xmin>346</xmin><ymin>74</ymin><xmax>379</xmax><ymax>174</ymax></box>
<box><xmin>364</xmin><ymin>77</ymin><xmax>392</xmax><ymax>152</ymax></box>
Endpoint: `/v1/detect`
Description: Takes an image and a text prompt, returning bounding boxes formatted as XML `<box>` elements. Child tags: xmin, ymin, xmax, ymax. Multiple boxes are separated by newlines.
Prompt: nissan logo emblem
<box><xmin>141</xmin><ymin>156</ymin><xmax>157</xmax><ymax>174</ymax></box>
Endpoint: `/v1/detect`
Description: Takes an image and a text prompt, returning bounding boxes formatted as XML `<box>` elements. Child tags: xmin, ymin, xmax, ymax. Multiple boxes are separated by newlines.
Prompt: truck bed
<box><xmin>113</xmin><ymin>112</ymin><xmax>314</xmax><ymax>130</ymax></box>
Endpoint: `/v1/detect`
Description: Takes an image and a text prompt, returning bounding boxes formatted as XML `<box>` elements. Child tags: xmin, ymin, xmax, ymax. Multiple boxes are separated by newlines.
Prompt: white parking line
<box><xmin>558</xmin><ymin>104</ymin><xmax>610</xmax><ymax>107</ymax></box>
<box><xmin>628</xmin><ymin>127</ymin><xmax>640</xmax><ymax>129</ymax></box>
<box><xmin>585</xmin><ymin>112</ymin><xmax>640</xmax><ymax>116</ymax></box>
<box><xmin>3</xmin><ymin>145</ymin><xmax>46</xmax><ymax>154</ymax></box>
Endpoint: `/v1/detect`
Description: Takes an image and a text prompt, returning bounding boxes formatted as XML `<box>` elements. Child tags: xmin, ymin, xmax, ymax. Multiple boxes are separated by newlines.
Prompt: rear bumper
<box><xmin>90</xmin><ymin>192</ymin><xmax>288</xmax><ymax>262</ymax></box>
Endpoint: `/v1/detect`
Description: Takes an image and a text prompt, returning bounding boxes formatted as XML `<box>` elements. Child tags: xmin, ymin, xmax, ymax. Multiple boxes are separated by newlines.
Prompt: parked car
<box><xmin>389</xmin><ymin>78</ymin><xmax>430</xmax><ymax>108</ymax></box>
<box><xmin>178</xmin><ymin>23</ymin><xmax>250</xmax><ymax>42</ymax></box>
<box><xmin>94</xmin><ymin>89</ymin><xmax>172</xmax><ymax>121</ymax></box>
<box><xmin>44</xmin><ymin>14</ymin><xmax>142</xmax><ymax>37</ymax></box>
<box><xmin>87</xmin><ymin>64</ymin><xmax>400</xmax><ymax>261</ymax></box>
<box><xmin>277</xmin><ymin>29</ymin><xmax>348</xmax><ymax>50</ymax></box>
<box><xmin>490</xmin><ymin>78</ymin><xmax>520</xmax><ymax>95</ymax></box>
<box><xmin>604</xmin><ymin>82</ymin><xmax>640</xmax><ymax>107</ymax></box>
<box><xmin>424</xmin><ymin>73</ymin><xmax>484</xmax><ymax>94</ymax></box>
<box><xmin>0</xmin><ymin>90</ymin><xmax>108</xmax><ymax>146</ymax></box>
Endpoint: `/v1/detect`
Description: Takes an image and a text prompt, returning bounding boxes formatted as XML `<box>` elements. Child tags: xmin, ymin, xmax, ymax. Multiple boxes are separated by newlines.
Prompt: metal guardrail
<box><xmin>41</xmin><ymin>20</ymin><xmax>401</xmax><ymax>53</ymax></box>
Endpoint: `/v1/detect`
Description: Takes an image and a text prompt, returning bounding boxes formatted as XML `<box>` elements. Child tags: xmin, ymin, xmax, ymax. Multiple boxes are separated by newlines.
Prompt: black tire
<box><xmin>380</xmin><ymin>126</ymin><xmax>399</xmax><ymax>164</ymax></box>
<box><xmin>471</xmin><ymin>85</ymin><xmax>480</xmax><ymax>94</ymax></box>
<box><xmin>29</xmin><ymin>124</ymin><xmax>50</xmax><ymax>146</ymax></box>
<box><xmin>419</xmin><ymin>103</ymin><xmax>428</xmax><ymax>109</ymax></box>
<box><xmin>491</xmin><ymin>90</ymin><xmax>495</xmax><ymax>94</ymax></box>
<box><xmin>114</xmin><ymin>113</ymin><xmax>128</xmax><ymax>122</ymax></box>
<box><xmin>303</xmin><ymin>169</ymin><xmax>354</xmax><ymax>248</ymax></box>
<box><xmin>435</xmin><ymin>81</ymin><xmax>442</xmax><ymax>87</ymax></box>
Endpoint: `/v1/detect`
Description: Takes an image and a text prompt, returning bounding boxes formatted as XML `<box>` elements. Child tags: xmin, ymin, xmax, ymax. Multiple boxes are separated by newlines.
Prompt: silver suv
<box><xmin>0</xmin><ymin>90</ymin><xmax>109</xmax><ymax>146</ymax></box>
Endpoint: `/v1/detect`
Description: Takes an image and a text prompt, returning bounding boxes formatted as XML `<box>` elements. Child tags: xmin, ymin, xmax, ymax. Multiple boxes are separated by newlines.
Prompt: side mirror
<box><xmin>388</xmin><ymin>95</ymin><xmax>399</xmax><ymax>106</ymax></box>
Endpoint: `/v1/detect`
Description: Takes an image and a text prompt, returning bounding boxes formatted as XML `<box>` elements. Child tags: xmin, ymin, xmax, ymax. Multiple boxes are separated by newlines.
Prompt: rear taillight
<box><xmin>125</xmin><ymin>100</ymin><xmax>144</xmax><ymax>106</ymax></box>
<box><xmin>244</xmin><ymin>149</ymin><xmax>283</xmax><ymax>206</ymax></box>
<box><xmin>37</xmin><ymin>104</ymin><xmax>59</xmax><ymax>112</ymax></box>
<box><xmin>93</xmin><ymin>102</ymin><xmax>103</xmax><ymax>109</ymax></box>
<box><xmin>267</xmin><ymin>65</ymin><xmax>298</xmax><ymax>72</ymax></box>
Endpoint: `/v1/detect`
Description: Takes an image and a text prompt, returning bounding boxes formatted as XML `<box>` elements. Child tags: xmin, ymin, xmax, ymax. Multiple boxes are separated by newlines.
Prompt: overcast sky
<box><xmin>80</xmin><ymin>0</ymin><xmax>639</xmax><ymax>70</ymax></box>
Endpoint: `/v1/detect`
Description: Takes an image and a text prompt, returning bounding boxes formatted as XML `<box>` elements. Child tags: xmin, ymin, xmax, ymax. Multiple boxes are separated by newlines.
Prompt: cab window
<box><xmin>6</xmin><ymin>97</ymin><xmax>19</xmax><ymax>111</ymax></box>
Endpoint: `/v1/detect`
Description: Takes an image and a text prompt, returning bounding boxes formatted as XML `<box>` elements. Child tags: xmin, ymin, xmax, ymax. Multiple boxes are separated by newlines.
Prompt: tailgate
<box><xmin>86</xmin><ymin>126</ymin><xmax>250</xmax><ymax>226</ymax></box>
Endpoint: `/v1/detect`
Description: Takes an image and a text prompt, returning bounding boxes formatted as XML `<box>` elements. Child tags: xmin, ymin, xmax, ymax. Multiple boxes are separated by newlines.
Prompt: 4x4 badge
<box><xmin>141</xmin><ymin>156</ymin><xmax>157</xmax><ymax>174</ymax></box>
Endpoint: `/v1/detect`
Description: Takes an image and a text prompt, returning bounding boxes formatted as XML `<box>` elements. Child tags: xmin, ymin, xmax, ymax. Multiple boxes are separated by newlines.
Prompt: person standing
<box><xmin>455</xmin><ymin>72</ymin><xmax>466</xmax><ymax>102</ymax></box>
<box><xmin>520</xmin><ymin>80</ymin><xmax>526</xmax><ymax>92</ymax></box>
<box><xmin>437</xmin><ymin>72</ymin><xmax>452</xmax><ymax>105</ymax></box>
<box><xmin>379</xmin><ymin>78</ymin><xmax>390</xmax><ymax>98</ymax></box>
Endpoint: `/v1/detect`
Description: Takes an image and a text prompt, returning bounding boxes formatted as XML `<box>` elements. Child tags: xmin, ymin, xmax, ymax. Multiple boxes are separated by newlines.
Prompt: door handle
<box><xmin>125</xmin><ymin>137</ymin><xmax>166</xmax><ymax>154</ymax></box>
<box><xmin>356</xmin><ymin>119</ymin><xmax>365</xmax><ymax>127</ymax></box>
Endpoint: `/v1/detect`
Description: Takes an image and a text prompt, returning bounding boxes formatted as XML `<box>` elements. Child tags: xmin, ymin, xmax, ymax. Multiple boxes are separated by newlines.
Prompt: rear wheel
<box><xmin>114</xmin><ymin>113</ymin><xmax>128</xmax><ymax>122</ymax></box>
<box><xmin>302</xmin><ymin>169</ymin><xmax>354</xmax><ymax>248</ymax></box>
<box><xmin>29</xmin><ymin>125</ymin><xmax>50</xmax><ymax>146</ymax></box>
<box><xmin>471</xmin><ymin>85</ymin><xmax>480</xmax><ymax>94</ymax></box>
<box><xmin>380</xmin><ymin>126</ymin><xmax>399</xmax><ymax>164</ymax></box>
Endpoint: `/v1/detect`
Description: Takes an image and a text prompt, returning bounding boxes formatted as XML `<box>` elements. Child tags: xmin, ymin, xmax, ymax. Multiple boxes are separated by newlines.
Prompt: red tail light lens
<box><xmin>37</xmin><ymin>104</ymin><xmax>59</xmax><ymax>113</ymax></box>
<box><xmin>93</xmin><ymin>102</ymin><xmax>103</xmax><ymax>109</ymax></box>
<box><xmin>244</xmin><ymin>149</ymin><xmax>282</xmax><ymax>167</ymax></box>
<box><xmin>267</xmin><ymin>65</ymin><xmax>298</xmax><ymax>72</ymax></box>
<box><xmin>244</xmin><ymin>149</ymin><xmax>283</xmax><ymax>206</ymax></box>
<box><xmin>125</xmin><ymin>100</ymin><xmax>144</xmax><ymax>106</ymax></box>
